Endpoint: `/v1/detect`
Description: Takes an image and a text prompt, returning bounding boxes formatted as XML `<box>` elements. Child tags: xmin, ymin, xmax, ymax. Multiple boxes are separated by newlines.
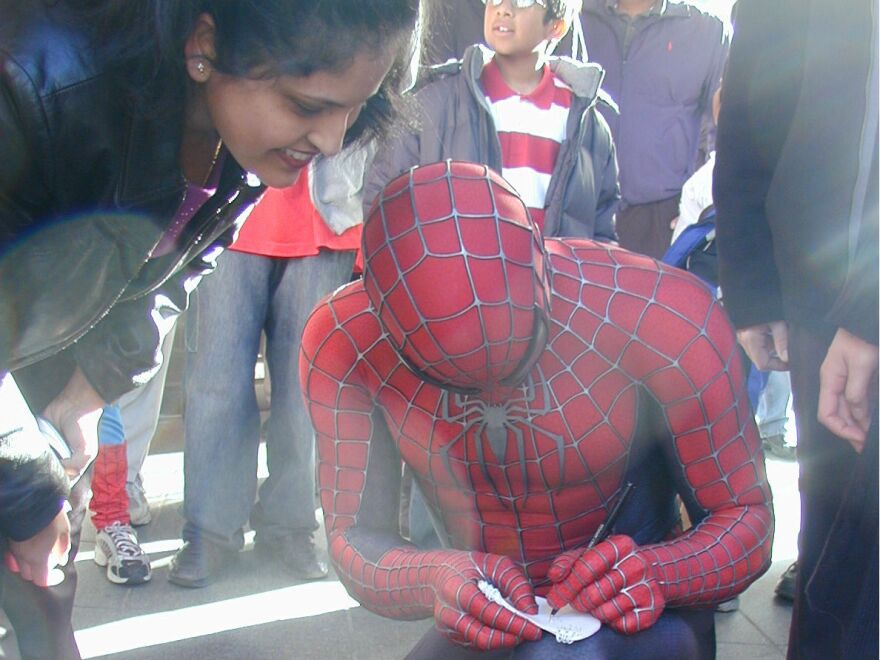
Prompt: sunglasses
<box><xmin>481</xmin><ymin>0</ymin><xmax>547</xmax><ymax>9</ymax></box>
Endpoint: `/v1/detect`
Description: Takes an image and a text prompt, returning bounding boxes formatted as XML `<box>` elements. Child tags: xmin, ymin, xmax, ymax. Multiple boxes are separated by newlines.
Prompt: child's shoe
<box><xmin>94</xmin><ymin>522</ymin><xmax>152</xmax><ymax>585</ymax></box>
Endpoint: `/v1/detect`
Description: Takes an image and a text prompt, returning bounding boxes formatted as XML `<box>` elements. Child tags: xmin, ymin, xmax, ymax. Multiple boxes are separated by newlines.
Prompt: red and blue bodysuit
<box><xmin>300</xmin><ymin>161</ymin><xmax>772</xmax><ymax>657</ymax></box>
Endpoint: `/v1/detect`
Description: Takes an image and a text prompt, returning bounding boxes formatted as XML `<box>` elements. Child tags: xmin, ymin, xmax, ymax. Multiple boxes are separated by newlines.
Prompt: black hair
<box><xmin>61</xmin><ymin>0</ymin><xmax>422</xmax><ymax>144</ymax></box>
<box><xmin>545</xmin><ymin>0</ymin><xmax>582</xmax><ymax>25</ymax></box>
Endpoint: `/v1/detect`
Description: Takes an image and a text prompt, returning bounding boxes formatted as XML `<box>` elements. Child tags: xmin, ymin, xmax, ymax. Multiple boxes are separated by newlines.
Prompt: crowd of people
<box><xmin>0</xmin><ymin>1</ymin><xmax>876</xmax><ymax>659</ymax></box>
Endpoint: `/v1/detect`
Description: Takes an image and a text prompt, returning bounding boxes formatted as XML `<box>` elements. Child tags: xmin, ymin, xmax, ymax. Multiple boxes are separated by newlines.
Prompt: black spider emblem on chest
<box><xmin>437</xmin><ymin>373</ymin><xmax>565</xmax><ymax>503</ymax></box>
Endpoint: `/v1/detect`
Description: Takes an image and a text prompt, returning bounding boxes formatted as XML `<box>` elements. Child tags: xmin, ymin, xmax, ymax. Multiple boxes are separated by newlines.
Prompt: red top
<box><xmin>231</xmin><ymin>169</ymin><xmax>361</xmax><ymax>260</ymax></box>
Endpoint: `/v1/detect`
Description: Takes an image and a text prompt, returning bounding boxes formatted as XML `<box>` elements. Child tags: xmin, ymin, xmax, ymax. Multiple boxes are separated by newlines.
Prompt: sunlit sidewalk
<box><xmin>17</xmin><ymin>429</ymin><xmax>797</xmax><ymax>659</ymax></box>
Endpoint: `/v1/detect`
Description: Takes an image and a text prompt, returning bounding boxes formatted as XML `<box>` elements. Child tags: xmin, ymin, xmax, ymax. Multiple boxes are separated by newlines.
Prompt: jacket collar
<box><xmin>605</xmin><ymin>0</ymin><xmax>667</xmax><ymax>16</ymax></box>
<box><xmin>462</xmin><ymin>44</ymin><xmax>604</xmax><ymax>103</ymax></box>
<box><xmin>591</xmin><ymin>0</ymin><xmax>693</xmax><ymax>19</ymax></box>
<box><xmin>480</xmin><ymin>59</ymin><xmax>559</xmax><ymax>109</ymax></box>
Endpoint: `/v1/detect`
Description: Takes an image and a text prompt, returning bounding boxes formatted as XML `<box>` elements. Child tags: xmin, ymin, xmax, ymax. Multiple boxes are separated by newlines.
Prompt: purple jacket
<box><xmin>581</xmin><ymin>0</ymin><xmax>728</xmax><ymax>206</ymax></box>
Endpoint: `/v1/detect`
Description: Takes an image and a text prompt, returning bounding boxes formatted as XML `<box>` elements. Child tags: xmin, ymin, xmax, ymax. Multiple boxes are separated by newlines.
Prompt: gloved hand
<box><xmin>430</xmin><ymin>550</ymin><xmax>542</xmax><ymax>650</ymax></box>
<box><xmin>546</xmin><ymin>535</ymin><xmax>665</xmax><ymax>634</ymax></box>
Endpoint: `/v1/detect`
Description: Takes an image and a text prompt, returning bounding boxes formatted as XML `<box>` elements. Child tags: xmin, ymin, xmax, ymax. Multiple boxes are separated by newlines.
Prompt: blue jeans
<box><xmin>755</xmin><ymin>370</ymin><xmax>791</xmax><ymax>439</ymax></box>
<box><xmin>182</xmin><ymin>248</ymin><xmax>354</xmax><ymax>550</ymax></box>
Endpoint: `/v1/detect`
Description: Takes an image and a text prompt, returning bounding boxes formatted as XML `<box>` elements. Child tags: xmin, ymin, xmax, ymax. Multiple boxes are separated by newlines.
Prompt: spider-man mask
<box><xmin>362</xmin><ymin>161</ymin><xmax>551</xmax><ymax>395</ymax></box>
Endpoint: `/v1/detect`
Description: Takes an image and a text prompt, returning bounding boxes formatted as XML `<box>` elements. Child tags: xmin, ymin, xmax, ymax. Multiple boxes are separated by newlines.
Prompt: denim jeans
<box><xmin>755</xmin><ymin>369</ymin><xmax>791</xmax><ymax>439</ymax></box>
<box><xmin>182</xmin><ymin>248</ymin><xmax>355</xmax><ymax>550</ymax></box>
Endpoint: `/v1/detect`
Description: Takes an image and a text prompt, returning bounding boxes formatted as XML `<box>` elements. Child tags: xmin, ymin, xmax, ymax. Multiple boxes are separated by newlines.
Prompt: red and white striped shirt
<box><xmin>480</xmin><ymin>59</ymin><xmax>572</xmax><ymax>231</ymax></box>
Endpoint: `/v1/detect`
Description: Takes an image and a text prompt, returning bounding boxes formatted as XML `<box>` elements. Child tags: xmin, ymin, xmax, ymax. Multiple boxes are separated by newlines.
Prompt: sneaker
<box><xmin>168</xmin><ymin>539</ymin><xmax>237</xmax><ymax>589</ymax></box>
<box><xmin>255</xmin><ymin>533</ymin><xmax>329</xmax><ymax>580</ymax></box>
<box><xmin>762</xmin><ymin>433</ymin><xmax>796</xmax><ymax>460</ymax></box>
<box><xmin>126</xmin><ymin>479</ymin><xmax>152</xmax><ymax>527</ymax></box>
<box><xmin>775</xmin><ymin>561</ymin><xmax>797</xmax><ymax>602</ymax></box>
<box><xmin>94</xmin><ymin>522</ymin><xmax>152</xmax><ymax>585</ymax></box>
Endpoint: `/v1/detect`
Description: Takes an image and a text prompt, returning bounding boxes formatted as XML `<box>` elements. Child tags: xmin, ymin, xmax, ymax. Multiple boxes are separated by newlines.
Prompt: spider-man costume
<box><xmin>300</xmin><ymin>162</ymin><xmax>773</xmax><ymax>657</ymax></box>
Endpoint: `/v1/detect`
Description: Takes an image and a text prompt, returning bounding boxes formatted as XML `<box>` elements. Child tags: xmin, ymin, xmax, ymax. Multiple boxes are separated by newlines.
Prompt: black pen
<box><xmin>550</xmin><ymin>481</ymin><xmax>635</xmax><ymax>616</ymax></box>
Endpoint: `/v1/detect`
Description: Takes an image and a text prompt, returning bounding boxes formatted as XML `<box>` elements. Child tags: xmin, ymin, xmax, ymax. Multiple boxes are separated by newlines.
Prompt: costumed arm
<box><xmin>547</xmin><ymin>269</ymin><xmax>772</xmax><ymax>633</ymax></box>
<box><xmin>637</xmin><ymin>287</ymin><xmax>773</xmax><ymax>608</ymax></box>
<box><xmin>299</xmin><ymin>287</ymin><xmax>541</xmax><ymax>650</ymax></box>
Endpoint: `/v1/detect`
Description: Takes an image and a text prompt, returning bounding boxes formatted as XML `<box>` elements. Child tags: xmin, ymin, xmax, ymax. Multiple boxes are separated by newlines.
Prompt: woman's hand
<box><xmin>41</xmin><ymin>367</ymin><xmax>105</xmax><ymax>478</ymax></box>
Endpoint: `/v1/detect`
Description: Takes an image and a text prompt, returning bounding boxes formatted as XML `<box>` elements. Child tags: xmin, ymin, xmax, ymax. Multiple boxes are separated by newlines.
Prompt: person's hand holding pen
<box><xmin>544</xmin><ymin>483</ymin><xmax>667</xmax><ymax>634</ymax></box>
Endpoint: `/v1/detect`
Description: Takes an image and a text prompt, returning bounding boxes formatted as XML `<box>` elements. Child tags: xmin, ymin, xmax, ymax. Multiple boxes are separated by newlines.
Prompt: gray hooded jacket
<box><xmin>365</xmin><ymin>45</ymin><xmax>619</xmax><ymax>241</ymax></box>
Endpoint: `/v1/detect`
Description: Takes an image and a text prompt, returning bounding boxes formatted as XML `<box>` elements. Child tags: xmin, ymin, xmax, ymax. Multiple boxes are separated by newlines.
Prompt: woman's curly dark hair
<box><xmin>62</xmin><ymin>0</ymin><xmax>423</xmax><ymax>145</ymax></box>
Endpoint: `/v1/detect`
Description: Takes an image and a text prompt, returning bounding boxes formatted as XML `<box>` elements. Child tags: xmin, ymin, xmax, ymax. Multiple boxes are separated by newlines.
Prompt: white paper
<box><xmin>478</xmin><ymin>580</ymin><xmax>602</xmax><ymax>645</ymax></box>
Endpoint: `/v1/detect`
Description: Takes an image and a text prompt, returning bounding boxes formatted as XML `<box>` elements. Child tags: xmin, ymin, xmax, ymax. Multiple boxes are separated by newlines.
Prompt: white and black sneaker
<box><xmin>94</xmin><ymin>522</ymin><xmax>152</xmax><ymax>585</ymax></box>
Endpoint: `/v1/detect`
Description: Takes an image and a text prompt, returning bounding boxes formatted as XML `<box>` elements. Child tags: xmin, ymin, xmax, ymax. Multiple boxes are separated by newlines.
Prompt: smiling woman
<box><xmin>192</xmin><ymin>45</ymin><xmax>400</xmax><ymax>189</ymax></box>
<box><xmin>0</xmin><ymin>1</ymin><xmax>422</xmax><ymax>658</ymax></box>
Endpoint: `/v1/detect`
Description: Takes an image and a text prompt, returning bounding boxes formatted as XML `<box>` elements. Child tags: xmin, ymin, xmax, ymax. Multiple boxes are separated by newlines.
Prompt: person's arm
<box><xmin>300</xmin><ymin>286</ymin><xmax>541</xmax><ymax>651</ymax></box>
<box><xmin>0</xmin><ymin>372</ymin><xmax>71</xmax><ymax>587</ymax></box>
<box><xmin>713</xmin><ymin>2</ymin><xmax>788</xmax><ymax>330</ymax></box>
<box><xmin>361</xmin><ymin>79</ymin><xmax>430</xmax><ymax>218</ymax></box>
<box><xmin>362</xmin><ymin>127</ymin><xmax>421</xmax><ymax>217</ymax></box>
<box><xmin>70</xmin><ymin>222</ymin><xmax>243</xmax><ymax>405</ymax></box>
<box><xmin>362</xmin><ymin>68</ymin><xmax>459</xmax><ymax>215</ymax></box>
<box><xmin>546</xmin><ymin>274</ymin><xmax>773</xmax><ymax>632</ymax></box>
<box><xmin>696</xmin><ymin>17</ymin><xmax>729</xmax><ymax>160</ymax></box>
<box><xmin>552</xmin><ymin>105</ymin><xmax>619</xmax><ymax>242</ymax></box>
<box><xmin>39</xmin><ymin>366</ymin><xmax>104</xmax><ymax>478</ymax></box>
<box><xmin>819</xmin><ymin>147</ymin><xmax>879</xmax><ymax>451</ymax></box>
<box><xmin>589</xmin><ymin>108</ymin><xmax>620</xmax><ymax>244</ymax></box>
<box><xmin>1</xmin><ymin>51</ymin><xmax>255</xmax><ymax>407</ymax></box>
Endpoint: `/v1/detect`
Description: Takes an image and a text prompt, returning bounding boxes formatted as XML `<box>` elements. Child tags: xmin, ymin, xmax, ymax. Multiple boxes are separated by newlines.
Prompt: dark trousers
<box><xmin>787</xmin><ymin>325</ymin><xmax>878</xmax><ymax>659</ymax></box>
<box><xmin>615</xmin><ymin>195</ymin><xmax>680</xmax><ymax>260</ymax></box>
<box><xmin>406</xmin><ymin>607</ymin><xmax>715</xmax><ymax>659</ymax></box>
<box><xmin>0</xmin><ymin>469</ymin><xmax>90</xmax><ymax>660</ymax></box>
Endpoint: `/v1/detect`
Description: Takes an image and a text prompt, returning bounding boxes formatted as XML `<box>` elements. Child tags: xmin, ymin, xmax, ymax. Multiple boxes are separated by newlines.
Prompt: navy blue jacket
<box><xmin>581</xmin><ymin>0</ymin><xmax>728</xmax><ymax>206</ymax></box>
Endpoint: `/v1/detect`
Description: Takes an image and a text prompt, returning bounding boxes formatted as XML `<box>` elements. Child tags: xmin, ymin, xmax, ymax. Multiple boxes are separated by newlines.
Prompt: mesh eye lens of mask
<box><xmin>482</xmin><ymin>0</ymin><xmax>547</xmax><ymax>8</ymax></box>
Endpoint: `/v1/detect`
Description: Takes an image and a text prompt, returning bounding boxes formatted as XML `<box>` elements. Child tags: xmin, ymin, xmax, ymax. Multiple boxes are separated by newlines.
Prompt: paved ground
<box><xmin>5</xmin><ymin>421</ymin><xmax>800</xmax><ymax>659</ymax></box>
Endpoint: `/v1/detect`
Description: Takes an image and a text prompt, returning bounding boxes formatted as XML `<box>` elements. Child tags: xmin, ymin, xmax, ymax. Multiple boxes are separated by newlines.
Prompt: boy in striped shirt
<box><xmin>366</xmin><ymin>0</ymin><xmax>619</xmax><ymax>241</ymax></box>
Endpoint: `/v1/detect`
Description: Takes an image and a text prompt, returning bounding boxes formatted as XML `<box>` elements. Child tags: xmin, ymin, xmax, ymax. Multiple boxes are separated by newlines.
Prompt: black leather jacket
<box><xmin>0</xmin><ymin>3</ymin><xmax>264</xmax><ymax>539</ymax></box>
